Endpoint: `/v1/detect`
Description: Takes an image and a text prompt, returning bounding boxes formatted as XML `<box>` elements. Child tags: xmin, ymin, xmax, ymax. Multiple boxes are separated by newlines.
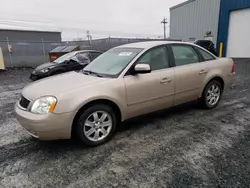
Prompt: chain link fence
<box><xmin>0</xmin><ymin>38</ymin><xmax>178</xmax><ymax>68</ymax></box>
<box><xmin>0</xmin><ymin>40</ymin><xmax>91</xmax><ymax>68</ymax></box>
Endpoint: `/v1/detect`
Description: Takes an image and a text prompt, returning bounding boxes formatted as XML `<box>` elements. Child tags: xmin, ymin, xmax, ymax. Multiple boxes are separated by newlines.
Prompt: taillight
<box><xmin>231</xmin><ymin>63</ymin><xmax>235</xmax><ymax>73</ymax></box>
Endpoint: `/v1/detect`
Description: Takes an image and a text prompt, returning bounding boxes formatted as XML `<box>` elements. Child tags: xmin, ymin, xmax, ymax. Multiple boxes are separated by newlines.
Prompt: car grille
<box><xmin>19</xmin><ymin>96</ymin><xmax>30</xmax><ymax>109</ymax></box>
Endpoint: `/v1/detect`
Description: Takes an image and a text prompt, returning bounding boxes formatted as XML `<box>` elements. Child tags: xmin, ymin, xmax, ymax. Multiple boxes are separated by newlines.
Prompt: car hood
<box><xmin>22</xmin><ymin>71</ymin><xmax>110</xmax><ymax>100</ymax></box>
<box><xmin>34</xmin><ymin>62</ymin><xmax>57</xmax><ymax>72</ymax></box>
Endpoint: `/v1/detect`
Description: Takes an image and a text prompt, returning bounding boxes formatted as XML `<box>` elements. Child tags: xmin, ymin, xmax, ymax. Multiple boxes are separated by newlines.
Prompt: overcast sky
<box><xmin>0</xmin><ymin>0</ymin><xmax>186</xmax><ymax>40</ymax></box>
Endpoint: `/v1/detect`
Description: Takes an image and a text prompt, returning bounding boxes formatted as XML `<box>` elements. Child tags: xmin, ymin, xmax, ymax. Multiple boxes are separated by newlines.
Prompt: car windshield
<box><xmin>54</xmin><ymin>52</ymin><xmax>76</xmax><ymax>63</ymax></box>
<box><xmin>83</xmin><ymin>48</ymin><xmax>143</xmax><ymax>77</ymax></box>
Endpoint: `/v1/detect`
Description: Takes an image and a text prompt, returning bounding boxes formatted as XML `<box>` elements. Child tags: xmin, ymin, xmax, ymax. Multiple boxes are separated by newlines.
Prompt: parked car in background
<box><xmin>15</xmin><ymin>41</ymin><xmax>235</xmax><ymax>146</ymax></box>
<box><xmin>193</xmin><ymin>40</ymin><xmax>217</xmax><ymax>56</ymax></box>
<box><xmin>30</xmin><ymin>50</ymin><xmax>103</xmax><ymax>81</ymax></box>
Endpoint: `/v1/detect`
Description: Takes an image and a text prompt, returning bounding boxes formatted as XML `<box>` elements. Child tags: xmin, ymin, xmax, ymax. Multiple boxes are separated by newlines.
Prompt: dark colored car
<box><xmin>193</xmin><ymin>40</ymin><xmax>217</xmax><ymax>56</ymax></box>
<box><xmin>30</xmin><ymin>50</ymin><xmax>102</xmax><ymax>81</ymax></box>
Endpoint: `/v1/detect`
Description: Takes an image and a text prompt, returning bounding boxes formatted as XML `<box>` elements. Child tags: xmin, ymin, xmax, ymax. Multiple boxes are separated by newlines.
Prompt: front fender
<box><xmin>74</xmin><ymin>95</ymin><xmax>126</xmax><ymax>120</ymax></box>
<box><xmin>53</xmin><ymin>79</ymin><xmax>127</xmax><ymax>120</ymax></box>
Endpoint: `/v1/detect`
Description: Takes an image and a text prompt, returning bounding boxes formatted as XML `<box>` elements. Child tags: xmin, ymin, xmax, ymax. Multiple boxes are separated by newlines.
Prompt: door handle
<box><xmin>160</xmin><ymin>78</ymin><xmax>172</xmax><ymax>84</ymax></box>
<box><xmin>199</xmin><ymin>70</ymin><xmax>208</xmax><ymax>75</ymax></box>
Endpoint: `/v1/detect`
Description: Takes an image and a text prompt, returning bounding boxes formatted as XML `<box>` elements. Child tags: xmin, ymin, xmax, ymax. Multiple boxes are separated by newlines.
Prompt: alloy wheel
<box><xmin>83</xmin><ymin>111</ymin><xmax>112</xmax><ymax>142</ymax></box>
<box><xmin>207</xmin><ymin>84</ymin><xmax>221</xmax><ymax>106</ymax></box>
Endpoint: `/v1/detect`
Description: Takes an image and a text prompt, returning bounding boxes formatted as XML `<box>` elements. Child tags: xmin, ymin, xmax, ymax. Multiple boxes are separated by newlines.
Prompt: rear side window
<box><xmin>196</xmin><ymin>47</ymin><xmax>215</xmax><ymax>61</ymax></box>
<box><xmin>171</xmin><ymin>45</ymin><xmax>199</xmax><ymax>66</ymax></box>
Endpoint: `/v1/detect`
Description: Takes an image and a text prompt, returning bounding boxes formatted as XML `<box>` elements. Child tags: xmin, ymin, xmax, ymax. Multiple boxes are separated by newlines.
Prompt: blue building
<box><xmin>217</xmin><ymin>0</ymin><xmax>250</xmax><ymax>57</ymax></box>
<box><xmin>170</xmin><ymin>0</ymin><xmax>250</xmax><ymax>58</ymax></box>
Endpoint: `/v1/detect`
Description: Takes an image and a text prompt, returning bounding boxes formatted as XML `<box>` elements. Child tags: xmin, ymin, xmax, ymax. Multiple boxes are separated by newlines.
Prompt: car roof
<box><xmin>115</xmin><ymin>41</ymin><xmax>194</xmax><ymax>49</ymax></box>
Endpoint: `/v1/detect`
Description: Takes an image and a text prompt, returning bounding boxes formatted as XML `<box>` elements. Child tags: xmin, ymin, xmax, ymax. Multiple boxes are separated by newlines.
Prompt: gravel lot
<box><xmin>0</xmin><ymin>60</ymin><xmax>250</xmax><ymax>188</ymax></box>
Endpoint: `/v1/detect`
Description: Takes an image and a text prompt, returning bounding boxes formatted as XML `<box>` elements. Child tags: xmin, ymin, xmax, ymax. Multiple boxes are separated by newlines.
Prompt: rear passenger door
<box><xmin>170</xmin><ymin>44</ymin><xmax>208</xmax><ymax>105</ymax></box>
<box><xmin>194</xmin><ymin>46</ymin><xmax>218</xmax><ymax>94</ymax></box>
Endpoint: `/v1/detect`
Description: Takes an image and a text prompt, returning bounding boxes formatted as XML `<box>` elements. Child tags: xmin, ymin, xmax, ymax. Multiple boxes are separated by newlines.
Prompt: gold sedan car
<box><xmin>15</xmin><ymin>41</ymin><xmax>235</xmax><ymax>146</ymax></box>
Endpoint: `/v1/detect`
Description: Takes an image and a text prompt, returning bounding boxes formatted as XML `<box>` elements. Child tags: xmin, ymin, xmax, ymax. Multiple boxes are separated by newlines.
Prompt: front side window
<box><xmin>76</xmin><ymin>53</ymin><xmax>90</xmax><ymax>64</ymax></box>
<box><xmin>84</xmin><ymin>48</ymin><xmax>142</xmax><ymax>77</ymax></box>
<box><xmin>137</xmin><ymin>46</ymin><xmax>169</xmax><ymax>71</ymax></box>
<box><xmin>195</xmin><ymin>47</ymin><xmax>215</xmax><ymax>61</ymax></box>
<box><xmin>172</xmin><ymin>45</ymin><xmax>199</xmax><ymax>66</ymax></box>
<box><xmin>90</xmin><ymin>52</ymin><xmax>102</xmax><ymax>60</ymax></box>
<box><xmin>54</xmin><ymin>52</ymin><xmax>76</xmax><ymax>63</ymax></box>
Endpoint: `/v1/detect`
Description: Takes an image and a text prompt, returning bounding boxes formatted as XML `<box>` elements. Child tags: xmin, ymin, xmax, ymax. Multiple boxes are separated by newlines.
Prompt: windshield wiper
<box><xmin>82</xmin><ymin>70</ymin><xmax>103</xmax><ymax>77</ymax></box>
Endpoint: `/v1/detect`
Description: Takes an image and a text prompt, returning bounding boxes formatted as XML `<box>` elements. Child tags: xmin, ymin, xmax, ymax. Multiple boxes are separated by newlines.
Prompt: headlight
<box><xmin>31</xmin><ymin>96</ymin><xmax>57</xmax><ymax>114</ymax></box>
<box><xmin>40</xmin><ymin>68</ymin><xmax>49</xmax><ymax>73</ymax></box>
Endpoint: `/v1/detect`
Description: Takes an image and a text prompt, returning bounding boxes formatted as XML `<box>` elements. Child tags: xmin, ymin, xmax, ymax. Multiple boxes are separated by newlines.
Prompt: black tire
<box><xmin>75</xmin><ymin>104</ymin><xmax>117</xmax><ymax>146</ymax></box>
<box><xmin>201</xmin><ymin>80</ymin><xmax>222</xmax><ymax>109</ymax></box>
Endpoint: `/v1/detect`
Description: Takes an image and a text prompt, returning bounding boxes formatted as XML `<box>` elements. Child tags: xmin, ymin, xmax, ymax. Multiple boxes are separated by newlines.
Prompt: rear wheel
<box><xmin>201</xmin><ymin>80</ymin><xmax>222</xmax><ymax>109</ymax></box>
<box><xmin>75</xmin><ymin>104</ymin><xmax>117</xmax><ymax>146</ymax></box>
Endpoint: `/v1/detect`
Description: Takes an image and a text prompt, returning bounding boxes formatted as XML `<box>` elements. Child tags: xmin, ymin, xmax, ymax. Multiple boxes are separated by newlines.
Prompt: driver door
<box><xmin>124</xmin><ymin>46</ymin><xmax>175</xmax><ymax>119</ymax></box>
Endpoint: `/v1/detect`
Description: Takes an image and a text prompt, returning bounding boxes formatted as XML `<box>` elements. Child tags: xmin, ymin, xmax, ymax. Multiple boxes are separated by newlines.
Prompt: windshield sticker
<box><xmin>118</xmin><ymin>52</ymin><xmax>133</xmax><ymax>56</ymax></box>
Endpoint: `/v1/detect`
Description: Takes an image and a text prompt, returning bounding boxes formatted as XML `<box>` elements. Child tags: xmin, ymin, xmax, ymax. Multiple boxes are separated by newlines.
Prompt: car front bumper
<box><xmin>14</xmin><ymin>103</ymin><xmax>75</xmax><ymax>140</ymax></box>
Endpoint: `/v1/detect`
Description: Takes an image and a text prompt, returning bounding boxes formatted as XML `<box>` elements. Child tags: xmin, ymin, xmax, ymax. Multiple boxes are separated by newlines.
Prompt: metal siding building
<box><xmin>0</xmin><ymin>29</ymin><xmax>61</xmax><ymax>67</ymax></box>
<box><xmin>170</xmin><ymin>0</ymin><xmax>221</xmax><ymax>44</ymax></box>
<box><xmin>0</xmin><ymin>29</ymin><xmax>61</xmax><ymax>41</ymax></box>
<box><xmin>217</xmin><ymin>0</ymin><xmax>250</xmax><ymax>57</ymax></box>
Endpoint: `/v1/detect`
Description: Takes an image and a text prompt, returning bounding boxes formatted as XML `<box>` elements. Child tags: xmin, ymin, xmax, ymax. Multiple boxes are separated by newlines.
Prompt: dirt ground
<box><xmin>0</xmin><ymin>60</ymin><xmax>250</xmax><ymax>188</ymax></box>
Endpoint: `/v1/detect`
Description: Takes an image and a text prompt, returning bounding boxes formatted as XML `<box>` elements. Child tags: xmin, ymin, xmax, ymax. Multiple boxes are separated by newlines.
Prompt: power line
<box><xmin>0</xmin><ymin>18</ymin><xmax>162</xmax><ymax>29</ymax></box>
<box><xmin>0</xmin><ymin>20</ymin><xmax>163</xmax><ymax>38</ymax></box>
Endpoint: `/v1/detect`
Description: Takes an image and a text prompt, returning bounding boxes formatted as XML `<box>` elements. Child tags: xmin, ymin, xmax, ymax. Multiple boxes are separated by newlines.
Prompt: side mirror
<box><xmin>134</xmin><ymin>64</ymin><xmax>151</xmax><ymax>74</ymax></box>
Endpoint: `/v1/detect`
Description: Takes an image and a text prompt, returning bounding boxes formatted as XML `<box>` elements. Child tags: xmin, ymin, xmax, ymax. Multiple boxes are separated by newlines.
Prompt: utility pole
<box><xmin>109</xmin><ymin>34</ymin><xmax>111</xmax><ymax>48</ymax></box>
<box><xmin>41</xmin><ymin>38</ymin><xmax>46</xmax><ymax>63</ymax></box>
<box><xmin>161</xmin><ymin>17</ymin><xmax>168</xmax><ymax>39</ymax></box>
<box><xmin>86</xmin><ymin>30</ymin><xmax>91</xmax><ymax>47</ymax></box>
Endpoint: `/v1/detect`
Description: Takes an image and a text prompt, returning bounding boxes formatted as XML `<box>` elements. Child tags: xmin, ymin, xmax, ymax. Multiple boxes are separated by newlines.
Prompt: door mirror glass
<box><xmin>134</xmin><ymin>64</ymin><xmax>151</xmax><ymax>74</ymax></box>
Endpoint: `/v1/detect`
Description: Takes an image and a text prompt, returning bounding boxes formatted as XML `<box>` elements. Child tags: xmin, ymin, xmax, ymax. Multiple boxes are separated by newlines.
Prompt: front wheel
<box><xmin>201</xmin><ymin>80</ymin><xmax>222</xmax><ymax>109</ymax></box>
<box><xmin>76</xmin><ymin>104</ymin><xmax>117</xmax><ymax>146</ymax></box>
